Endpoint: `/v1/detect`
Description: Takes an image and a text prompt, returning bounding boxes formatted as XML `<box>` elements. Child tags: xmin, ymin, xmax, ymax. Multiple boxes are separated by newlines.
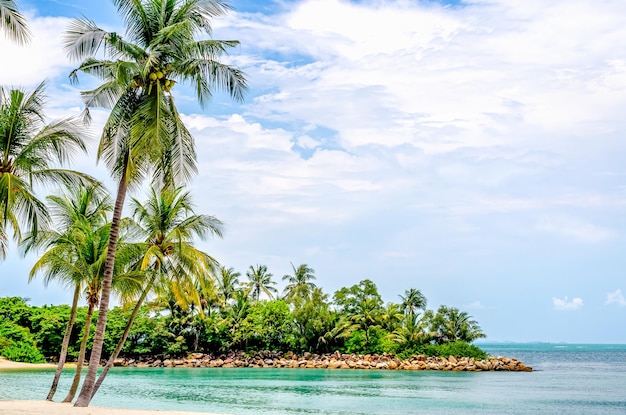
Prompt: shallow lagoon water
<box><xmin>1</xmin><ymin>344</ymin><xmax>625</xmax><ymax>414</ymax></box>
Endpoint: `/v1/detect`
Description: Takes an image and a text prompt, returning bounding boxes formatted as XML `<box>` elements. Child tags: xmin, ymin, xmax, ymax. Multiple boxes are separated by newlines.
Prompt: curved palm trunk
<box><xmin>62</xmin><ymin>302</ymin><xmax>95</xmax><ymax>403</ymax></box>
<box><xmin>91</xmin><ymin>274</ymin><xmax>156</xmax><ymax>398</ymax></box>
<box><xmin>74</xmin><ymin>172</ymin><xmax>128</xmax><ymax>407</ymax></box>
<box><xmin>46</xmin><ymin>284</ymin><xmax>80</xmax><ymax>401</ymax></box>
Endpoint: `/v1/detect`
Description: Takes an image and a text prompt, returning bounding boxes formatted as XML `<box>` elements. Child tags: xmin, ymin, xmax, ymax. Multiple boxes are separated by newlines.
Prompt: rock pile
<box><xmin>113</xmin><ymin>350</ymin><xmax>532</xmax><ymax>372</ymax></box>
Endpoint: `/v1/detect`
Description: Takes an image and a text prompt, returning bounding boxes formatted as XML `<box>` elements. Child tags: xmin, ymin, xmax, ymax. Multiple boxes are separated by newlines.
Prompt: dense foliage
<box><xmin>0</xmin><ymin>277</ymin><xmax>487</xmax><ymax>362</ymax></box>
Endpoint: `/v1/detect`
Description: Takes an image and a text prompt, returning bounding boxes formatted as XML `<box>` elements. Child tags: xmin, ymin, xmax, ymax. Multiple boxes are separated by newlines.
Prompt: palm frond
<box><xmin>0</xmin><ymin>0</ymin><xmax>31</xmax><ymax>45</ymax></box>
<box><xmin>64</xmin><ymin>17</ymin><xmax>108</xmax><ymax>62</ymax></box>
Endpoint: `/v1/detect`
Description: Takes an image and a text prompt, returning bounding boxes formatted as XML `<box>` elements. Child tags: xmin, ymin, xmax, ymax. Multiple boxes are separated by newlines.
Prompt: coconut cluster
<box><xmin>131</xmin><ymin>67</ymin><xmax>176</xmax><ymax>92</ymax></box>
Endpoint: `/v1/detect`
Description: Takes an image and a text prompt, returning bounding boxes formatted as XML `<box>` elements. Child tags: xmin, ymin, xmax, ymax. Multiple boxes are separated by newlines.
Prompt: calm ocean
<box><xmin>1</xmin><ymin>343</ymin><xmax>625</xmax><ymax>414</ymax></box>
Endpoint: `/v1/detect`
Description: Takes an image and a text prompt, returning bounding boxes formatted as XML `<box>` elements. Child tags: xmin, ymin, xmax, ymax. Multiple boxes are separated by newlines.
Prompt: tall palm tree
<box><xmin>90</xmin><ymin>185</ymin><xmax>222</xmax><ymax>397</ymax></box>
<box><xmin>0</xmin><ymin>0</ymin><xmax>30</xmax><ymax>44</ymax></box>
<box><xmin>62</xmin><ymin>224</ymin><xmax>143</xmax><ymax>404</ymax></box>
<box><xmin>66</xmin><ymin>0</ymin><xmax>246</xmax><ymax>406</ymax></box>
<box><xmin>399</xmin><ymin>288</ymin><xmax>427</xmax><ymax>316</ymax></box>
<box><xmin>25</xmin><ymin>184</ymin><xmax>110</xmax><ymax>401</ymax></box>
<box><xmin>22</xmin><ymin>184</ymin><xmax>140</xmax><ymax>402</ymax></box>
<box><xmin>246</xmin><ymin>264</ymin><xmax>277</xmax><ymax>301</ymax></box>
<box><xmin>282</xmin><ymin>262</ymin><xmax>317</xmax><ymax>300</ymax></box>
<box><xmin>0</xmin><ymin>81</ymin><xmax>90</xmax><ymax>259</ymax></box>
<box><xmin>217</xmin><ymin>266</ymin><xmax>240</xmax><ymax>308</ymax></box>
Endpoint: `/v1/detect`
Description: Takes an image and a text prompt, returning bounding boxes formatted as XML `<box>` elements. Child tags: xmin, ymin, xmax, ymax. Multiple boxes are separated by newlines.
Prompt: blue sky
<box><xmin>1</xmin><ymin>0</ymin><xmax>626</xmax><ymax>343</ymax></box>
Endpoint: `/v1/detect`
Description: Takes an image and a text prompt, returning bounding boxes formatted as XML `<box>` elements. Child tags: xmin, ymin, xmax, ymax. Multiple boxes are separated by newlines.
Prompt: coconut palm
<box><xmin>216</xmin><ymin>266</ymin><xmax>240</xmax><ymax>308</ymax></box>
<box><xmin>66</xmin><ymin>0</ymin><xmax>246</xmax><ymax>406</ymax></box>
<box><xmin>282</xmin><ymin>262</ymin><xmax>317</xmax><ymax>300</ymax></box>
<box><xmin>0</xmin><ymin>81</ymin><xmax>90</xmax><ymax>259</ymax></box>
<box><xmin>379</xmin><ymin>302</ymin><xmax>403</xmax><ymax>332</ymax></box>
<box><xmin>430</xmin><ymin>305</ymin><xmax>486</xmax><ymax>344</ymax></box>
<box><xmin>24</xmin><ymin>184</ymin><xmax>109</xmax><ymax>401</ymax></box>
<box><xmin>246</xmin><ymin>264</ymin><xmax>277</xmax><ymax>301</ymax></box>
<box><xmin>23</xmin><ymin>184</ymin><xmax>141</xmax><ymax>402</ymax></box>
<box><xmin>399</xmin><ymin>288</ymin><xmax>427</xmax><ymax>316</ymax></box>
<box><xmin>0</xmin><ymin>0</ymin><xmax>30</xmax><ymax>44</ymax></box>
<box><xmin>61</xmin><ymin>224</ymin><xmax>143</xmax><ymax>404</ymax></box>
<box><xmin>389</xmin><ymin>313</ymin><xmax>434</xmax><ymax>349</ymax></box>
<box><xmin>90</xmin><ymin>185</ymin><xmax>222</xmax><ymax>397</ymax></box>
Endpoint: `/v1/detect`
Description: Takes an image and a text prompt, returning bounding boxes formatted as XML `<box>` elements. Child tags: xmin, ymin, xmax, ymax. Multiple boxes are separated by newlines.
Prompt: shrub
<box><xmin>397</xmin><ymin>341</ymin><xmax>487</xmax><ymax>360</ymax></box>
<box><xmin>0</xmin><ymin>321</ymin><xmax>45</xmax><ymax>363</ymax></box>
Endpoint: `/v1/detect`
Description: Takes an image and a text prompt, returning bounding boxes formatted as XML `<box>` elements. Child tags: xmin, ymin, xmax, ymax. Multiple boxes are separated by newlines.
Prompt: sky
<box><xmin>1</xmin><ymin>0</ymin><xmax>625</xmax><ymax>343</ymax></box>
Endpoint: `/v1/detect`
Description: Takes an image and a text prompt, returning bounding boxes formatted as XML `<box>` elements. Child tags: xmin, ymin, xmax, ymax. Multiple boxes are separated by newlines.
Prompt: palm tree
<box><xmin>399</xmin><ymin>288</ymin><xmax>427</xmax><ymax>316</ymax></box>
<box><xmin>90</xmin><ymin>185</ymin><xmax>222</xmax><ymax>397</ymax></box>
<box><xmin>430</xmin><ymin>305</ymin><xmax>486</xmax><ymax>344</ymax></box>
<box><xmin>282</xmin><ymin>262</ymin><xmax>317</xmax><ymax>300</ymax></box>
<box><xmin>390</xmin><ymin>313</ymin><xmax>434</xmax><ymax>349</ymax></box>
<box><xmin>28</xmin><ymin>185</ymin><xmax>110</xmax><ymax>402</ymax></box>
<box><xmin>66</xmin><ymin>0</ymin><xmax>247</xmax><ymax>406</ymax></box>
<box><xmin>0</xmin><ymin>81</ymin><xmax>89</xmax><ymax>259</ymax></box>
<box><xmin>379</xmin><ymin>302</ymin><xmax>403</xmax><ymax>332</ymax></box>
<box><xmin>246</xmin><ymin>264</ymin><xmax>277</xmax><ymax>301</ymax></box>
<box><xmin>22</xmin><ymin>184</ymin><xmax>140</xmax><ymax>402</ymax></box>
<box><xmin>62</xmin><ymin>224</ymin><xmax>143</xmax><ymax>404</ymax></box>
<box><xmin>349</xmin><ymin>296</ymin><xmax>383</xmax><ymax>349</ymax></box>
<box><xmin>217</xmin><ymin>266</ymin><xmax>240</xmax><ymax>308</ymax></box>
<box><xmin>0</xmin><ymin>0</ymin><xmax>30</xmax><ymax>44</ymax></box>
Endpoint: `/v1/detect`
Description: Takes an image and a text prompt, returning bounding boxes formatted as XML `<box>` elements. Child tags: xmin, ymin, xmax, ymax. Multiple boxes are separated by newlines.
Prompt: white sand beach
<box><xmin>0</xmin><ymin>358</ymin><xmax>224</xmax><ymax>414</ymax></box>
<box><xmin>0</xmin><ymin>357</ymin><xmax>56</xmax><ymax>370</ymax></box>
<box><xmin>0</xmin><ymin>401</ymin><xmax>224</xmax><ymax>415</ymax></box>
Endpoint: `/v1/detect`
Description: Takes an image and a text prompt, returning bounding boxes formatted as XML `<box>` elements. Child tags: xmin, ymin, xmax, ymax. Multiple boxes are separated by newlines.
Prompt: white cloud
<box><xmin>0</xmin><ymin>15</ymin><xmax>73</xmax><ymax>86</ymax></box>
<box><xmin>605</xmin><ymin>289</ymin><xmax>626</xmax><ymax>307</ymax></box>
<box><xmin>552</xmin><ymin>296</ymin><xmax>584</xmax><ymax>311</ymax></box>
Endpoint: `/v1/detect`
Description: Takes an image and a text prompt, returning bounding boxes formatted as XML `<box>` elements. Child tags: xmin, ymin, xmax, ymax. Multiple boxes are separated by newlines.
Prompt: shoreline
<box><xmin>0</xmin><ymin>400</ymin><xmax>224</xmax><ymax>415</ymax></box>
<box><xmin>0</xmin><ymin>351</ymin><xmax>532</xmax><ymax>372</ymax></box>
<box><xmin>109</xmin><ymin>350</ymin><xmax>533</xmax><ymax>372</ymax></box>
<box><xmin>0</xmin><ymin>357</ymin><xmax>57</xmax><ymax>370</ymax></box>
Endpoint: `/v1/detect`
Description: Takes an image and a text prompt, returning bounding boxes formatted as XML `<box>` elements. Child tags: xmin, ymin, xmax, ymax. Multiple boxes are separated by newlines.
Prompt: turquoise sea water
<box><xmin>1</xmin><ymin>343</ymin><xmax>625</xmax><ymax>414</ymax></box>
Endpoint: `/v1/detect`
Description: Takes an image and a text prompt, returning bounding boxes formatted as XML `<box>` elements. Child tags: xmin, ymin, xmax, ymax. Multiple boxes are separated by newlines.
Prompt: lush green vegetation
<box><xmin>0</xmin><ymin>275</ymin><xmax>487</xmax><ymax>362</ymax></box>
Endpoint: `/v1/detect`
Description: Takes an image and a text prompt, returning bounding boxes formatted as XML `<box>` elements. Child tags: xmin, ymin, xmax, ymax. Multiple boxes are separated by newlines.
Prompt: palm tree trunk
<box><xmin>62</xmin><ymin>303</ymin><xmax>94</xmax><ymax>403</ymax></box>
<box><xmin>74</xmin><ymin>171</ymin><xmax>128</xmax><ymax>407</ymax></box>
<box><xmin>91</xmin><ymin>274</ymin><xmax>155</xmax><ymax>398</ymax></box>
<box><xmin>46</xmin><ymin>283</ymin><xmax>80</xmax><ymax>401</ymax></box>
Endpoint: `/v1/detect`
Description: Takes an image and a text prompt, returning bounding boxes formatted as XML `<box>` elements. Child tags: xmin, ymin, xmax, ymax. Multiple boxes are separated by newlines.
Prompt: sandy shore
<box><xmin>0</xmin><ymin>357</ymin><xmax>56</xmax><ymax>370</ymax></box>
<box><xmin>0</xmin><ymin>401</ymin><xmax>225</xmax><ymax>415</ymax></box>
<box><xmin>0</xmin><ymin>359</ymin><xmax>225</xmax><ymax>414</ymax></box>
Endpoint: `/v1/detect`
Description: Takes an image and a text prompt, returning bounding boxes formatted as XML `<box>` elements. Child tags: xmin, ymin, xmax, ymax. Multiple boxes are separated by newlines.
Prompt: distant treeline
<box><xmin>0</xmin><ymin>278</ymin><xmax>487</xmax><ymax>363</ymax></box>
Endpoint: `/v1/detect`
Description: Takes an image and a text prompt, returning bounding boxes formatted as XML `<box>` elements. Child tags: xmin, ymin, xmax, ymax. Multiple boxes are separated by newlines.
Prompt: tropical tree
<box><xmin>399</xmin><ymin>288</ymin><xmax>427</xmax><ymax>316</ymax></box>
<box><xmin>333</xmin><ymin>280</ymin><xmax>384</xmax><ymax>350</ymax></box>
<box><xmin>90</xmin><ymin>185</ymin><xmax>222</xmax><ymax>397</ymax></box>
<box><xmin>23</xmin><ymin>184</ymin><xmax>141</xmax><ymax>402</ymax></box>
<box><xmin>389</xmin><ymin>313</ymin><xmax>434</xmax><ymax>351</ymax></box>
<box><xmin>0</xmin><ymin>81</ymin><xmax>89</xmax><ymax>259</ymax></box>
<box><xmin>216</xmin><ymin>266</ymin><xmax>240</xmax><ymax>308</ymax></box>
<box><xmin>429</xmin><ymin>305</ymin><xmax>486</xmax><ymax>344</ymax></box>
<box><xmin>282</xmin><ymin>262</ymin><xmax>316</xmax><ymax>301</ymax></box>
<box><xmin>66</xmin><ymin>0</ymin><xmax>247</xmax><ymax>406</ymax></box>
<box><xmin>0</xmin><ymin>0</ymin><xmax>30</xmax><ymax>44</ymax></box>
<box><xmin>23</xmin><ymin>184</ymin><xmax>110</xmax><ymax>401</ymax></box>
<box><xmin>246</xmin><ymin>264</ymin><xmax>277</xmax><ymax>301</ymax></box>
<box><xmin>379</xmin><ymin>302</ymin><xmax>403</xmax><ymax>333</ymax></box>
<box><xmin>291</xmin><ymin>287</ymin><xmax>334</xmax><ymax>352</ymax></box>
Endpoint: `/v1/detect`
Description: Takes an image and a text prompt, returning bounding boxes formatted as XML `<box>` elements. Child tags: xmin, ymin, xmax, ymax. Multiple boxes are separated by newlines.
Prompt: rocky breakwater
<box><xmin>113</xmin><ymin>350</ymin><xmax>532</xmax><ymax>372</ymax></box>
